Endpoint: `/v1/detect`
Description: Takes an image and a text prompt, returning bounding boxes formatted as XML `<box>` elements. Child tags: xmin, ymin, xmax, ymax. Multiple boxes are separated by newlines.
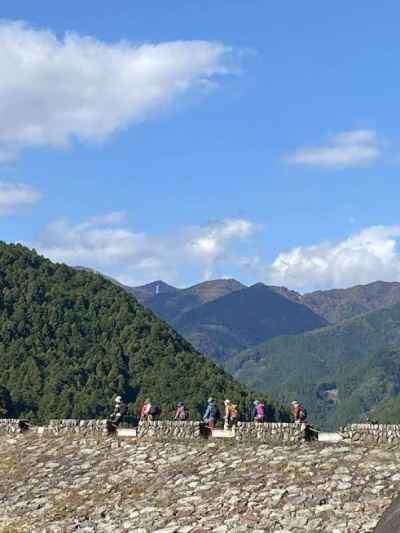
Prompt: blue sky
<box><xmin>2</xmin><ymin>1</ymin><xmax>400</xmax><ymax>290</ymax></box>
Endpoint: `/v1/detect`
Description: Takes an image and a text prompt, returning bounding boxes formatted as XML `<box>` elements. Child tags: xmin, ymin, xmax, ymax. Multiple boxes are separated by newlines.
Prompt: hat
<box><xmin>253</xmin><ymin>400</ymin><xmax>260</xmax><ymax>405</ymax></box>
<box><xmin>291</xmin><ymin>401</ymin><xmax>299</xmax><ymax>405</ymax></box>
<box><xmin>208</xmin><ymin>397</ymin><xmax>213</xmax><ymax>403</ymax></box>
<box><xmin>224</xmin><ymin>399</ymin><xmax>230</xmax><ymax>405</ymax></box>
<box><xmin>177</xmin><ymin>401</ymin><xmax>183</xmax><ymax>406</ymax></box>
<box><xmin>115</xmin><ymin>396</ymin><xmax>122</xmax><ymax>403</ymax></box>
<box><xmin>145</xmin><ymin>398</ymin><xmax>151</xmax><ymax>403</ymax></box>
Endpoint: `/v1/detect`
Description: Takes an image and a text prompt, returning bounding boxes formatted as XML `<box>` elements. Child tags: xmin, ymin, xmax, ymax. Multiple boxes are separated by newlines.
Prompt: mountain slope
<box><xmin>0</xmin><ymin>243</ymin><xmax>284</xmax><ymax>422</ymax></box>
<box><xmin>128</xmin><ymin>280</ymin><xmax>179</xmax><ymax>305</ymax></box>
<box><xmin>302</xmin><ymin>281</ymin><xmax>400</xmax><ymax>323</ymax></box>
<box><xmin>142</xmin><ymin>278</ymin><xmax>245</xmax><ymax>323</ymax></box>
<box><xmin>229</xmin><ymin>302</ymin><xmax>400</xmax><ymax>428</ymax></box>
<box><xmin>175</xmin><ymin>283</ymin><xmax>327</xmax><ymax>361</ymax></box>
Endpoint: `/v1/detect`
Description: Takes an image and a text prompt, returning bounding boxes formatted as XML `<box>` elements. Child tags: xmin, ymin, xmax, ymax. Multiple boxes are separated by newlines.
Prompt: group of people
<box><xmin>109</xmin><ymin>396</ymin><xmax>307</xmax><ymax>428</ymax></box>
<box><xmin>203</xmin><ymin>398</ymin><xmax>253</xmax><ymax>429</ymax></box>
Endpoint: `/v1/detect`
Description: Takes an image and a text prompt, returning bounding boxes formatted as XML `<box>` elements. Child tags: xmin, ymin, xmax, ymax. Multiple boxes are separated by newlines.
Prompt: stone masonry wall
<box><xmin>44</xmin><ymin>419</ymin><xmax>109</xmax><ymax>435</ymax></box>
<box><xmin>137</xmin><ymin>420</ymin><xmax>205</xmax><ymax>439</ymax></box>
<box><xmin>342</xmin><ymin>424</ymin><xmax>400</xmax><ymax>444</ymax></box>
<box><xmin>0</xmin><ymin>419</ymin><xmax>29</xmax><ymax>433</ymax></box>
<box><xmin>0</xmin><ymin>419</ymin><xmax>308</xmax><ymax>442</ymax></box>
<box><xmin>235</xmin><ymin>422</ymin><xmax>307</xmax><ymax>443</ymax></box>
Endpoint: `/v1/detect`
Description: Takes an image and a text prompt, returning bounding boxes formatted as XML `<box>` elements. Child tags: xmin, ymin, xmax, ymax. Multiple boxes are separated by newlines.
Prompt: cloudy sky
<box><xmin>2</xmin><ymin>1</ymin><xmax>400</xmax><ymax>290</ymax></box>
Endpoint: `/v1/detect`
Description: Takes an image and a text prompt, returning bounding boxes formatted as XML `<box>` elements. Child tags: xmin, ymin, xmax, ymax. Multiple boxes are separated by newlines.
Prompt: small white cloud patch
<box><xmin>0</xmin><ymin>182</ymin><xmax>42</xmax><ymax>214</ymax></box>
<box><xmin>287</xmin><ymin>129</ymin><xmax>382</xmax><ymax>168</ymax></box>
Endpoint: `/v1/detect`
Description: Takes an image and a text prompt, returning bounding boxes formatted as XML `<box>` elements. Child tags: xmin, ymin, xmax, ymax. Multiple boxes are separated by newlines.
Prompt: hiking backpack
<box><xmin>210</xmin><ymin>404</ymin><xmax>221</xmax><ymax>420</ymax></box>
<box><xmin>150</xmin><ymin>405</ymin><xmax>161</xmax><ymax>417</ymax></box>
<box><xmin>230</xmin><ymin>404</ymin><xmax>239</xmax><ymax>419</ymax></box>
<box><xmin>299</xmin><ymin>407</ymin><xmax>307</xmax><ymax>420</ymax></box>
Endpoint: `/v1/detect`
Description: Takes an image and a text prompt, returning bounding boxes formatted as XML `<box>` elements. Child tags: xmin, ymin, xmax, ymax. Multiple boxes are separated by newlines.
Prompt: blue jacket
<box><xmin>204</xmin><ymin>402</ymin><xmax>218</xmax><ymax>421</ymax></box>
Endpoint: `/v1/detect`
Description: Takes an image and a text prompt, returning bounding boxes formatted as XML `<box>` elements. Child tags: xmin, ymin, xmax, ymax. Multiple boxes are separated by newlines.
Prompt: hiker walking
<box><xmin>203</xmin><ymin>398</ymin><xmax>221</xmax><ymax>429</ymax></box>
<box><xmin>224</xmin><ymin>399</ymin><xmax>239</xmax><ymax>429</ymax></box>
<box><xmin>175</xmin><ymin>401</ymin><xmax>189</xmax><ymax>420</ymax></box>
<box><xmin>253</xmin><ymin>400</ymin><xmax>265</xmax><ymax>423</ymax></box>
<box><xmin>292</xmin><ymin>401</ymin><xmax>307</xmax><ymax>424</ymax></box>
<box><xmin>110</xmin><ymin>396</ymin><xmax>128</xmax><ymax>426</ymax></box>
<box><xmin>140</xmin><ymin>398</ymin><xmax>153</xmax><ymax>421</ymax></box>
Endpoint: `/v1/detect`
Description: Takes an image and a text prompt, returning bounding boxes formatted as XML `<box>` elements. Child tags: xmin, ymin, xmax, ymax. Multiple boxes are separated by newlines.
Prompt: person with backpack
<box><xmin>292</xmin><ymin>401</ymin><xmax>307</xmax><ymax>423</ymax></box>
<box><xmin>140</xmin><ymin>398</ymin><xmax>153</xmax><ymax>421</ymax></box>
<box><xmin>224</xmin><ymin>399</ymin><xmax>239</xmax><ymax>429</ymax></box>
<box><xmin>175</xmin><ymin>401</ymin><xmax>189</xmax><ymax>421</ymax></box>
<box><xmin>253</xmin><ymin>400</ymin><xmax>265</xmax><ymax>423</ymax></box>
<box><xmin>110</xmin><ymin>395</ymin><xmax>128</xmax><ymax>426</ymax></box>
<box><xmin>203</xmin><ymin>398</ymin><xmax>221</xmax><ymax>429</ymax></box>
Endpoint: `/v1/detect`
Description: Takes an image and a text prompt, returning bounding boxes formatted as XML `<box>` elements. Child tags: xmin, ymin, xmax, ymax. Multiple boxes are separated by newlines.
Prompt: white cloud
<box><xmin>33</xmin><ymin>215</ymin><xmax>258</xmax><ymax>286</ymax></box>
<box><xmin>267</xmin><ymin>226</ymin><xmax>400</xmax><ymax>290</ymax></box>
<box><xmin>31</xmin><ymin>214</ymin><xmax>400</xmax><ymax>290</ymax></box>
<box><xmin>88</xmin><ymin>211</ymin><xmax>128</xmax><ymax>226</ymax></box>
<box><xmin>0</xmin><ymin>181</ymin><xmax>42</xmax><ymax>214</ymax></box>
<box><xmin>287</xmin><ymin>129</ymin><xmax>382</xmax><ymax>168</ymax></box>
<box><xmin>0</xmin><ymin>21</ymin><xmax>236</xmax><ymax>159</ymax></box>
<box><xmin>186</xmin><ymin>218</ymin><xmax>256</xmax><ymax>279</ymax></box>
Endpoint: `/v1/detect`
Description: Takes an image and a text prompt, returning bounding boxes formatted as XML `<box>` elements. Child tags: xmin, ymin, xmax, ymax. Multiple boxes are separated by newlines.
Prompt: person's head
<box><xmin>177</xmin><ymin>401</ymin><xmax>183</xmax><ymax>407</ymax></box>
<box><xmin>115</xmin><ymin>396</ymin><xmax>122</xmax><ymax>404</ymax></box>
<box><xmin>208</xmin><ymin>397</ymin><xmax>213</xmax><ymax>403</ymax></box>
<box><xmin>145</xmin><ymin>398</ymin><xmax>151</xmax><ymax>404</ymax></box>
<box><xmin>224</xmin><ymin>399</ymin><xmax>230</xmax><ymax>405</ymax></box>
<box><xmin>291</xmin><ymin>401</ymin><xmax>299</xmax><ymax>406</ymax></box>
<box><xmin>253</xmin><ymin>400</ymin><xmax>260</xmax><ymax>406</ymax></box>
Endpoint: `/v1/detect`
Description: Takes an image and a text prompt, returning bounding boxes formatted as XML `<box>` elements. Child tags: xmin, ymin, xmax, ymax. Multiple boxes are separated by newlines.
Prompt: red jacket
<box><xmin>293</xmin><ymin>404</ymin><xmax>302</xmax><ymax>421</ymax></box>
<box><xmin>175</xmin><ymin>405</ymin><xmax>186</xmax><ymax>420</ymax></box>
<box><xmin>140</xmin><ymin>402</ymin><xmax>151</xmax><ymax>417</ymax></box>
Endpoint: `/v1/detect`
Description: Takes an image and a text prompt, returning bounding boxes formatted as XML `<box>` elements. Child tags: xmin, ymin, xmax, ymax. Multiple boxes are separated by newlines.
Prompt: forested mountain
<box><xmin>268</xmin><ymin>281</ymin><xmax>400</xmax><ymax>324</ymax></box>
<box><xmin>136</xmin><ymin>279</ymin><xmax>245</xmax><ymax>324</ymax></box>
<box><xmin>127</xmin><ymin>279</ymin><xmax>400</xmax><ymax>364</ymax></box>
<box><xmin>128</xmin><ymin>280</ymin><xmax>179</xmax><ymax>305</ymax></box>
<box><xmin>174</xmin><ymin>283</ymin><xmax>326</xmax><ymax>361</ymax></box>
<box><xmin>228</xmin><ymin>302</ymin><xmax>400</xmax><ymax>428</ymax></box>
<box><xmin>0</xmin><ymin>243</ymin><xmax>285</xmax><ymax>422</ymax></box>
<box><xmin>302</xmin><ymin>281</ymin><xmax>400</xmax><ymax>323</ymax></box>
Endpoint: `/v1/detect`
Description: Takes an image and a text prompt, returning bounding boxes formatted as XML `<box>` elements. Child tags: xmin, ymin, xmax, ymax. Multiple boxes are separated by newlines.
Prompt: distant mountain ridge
<box><xmin>130</xmin><ymin>278</ymin><xmax>400</xmax><ymax>325</ymax></box>
<box><xmin>126</xmin><ymin>278</ymin><xmax>400</xmax><ymax>363</ymax></box>
<box><xmin>302</xmin><ymin>281</ymin><xmax>400</xmax><ymax>323</ymax></box>
<box><xmin>174</xmin><ymin>283</ymin><xmax>326</xmax><ymax>360</ymax></box>
<box><xmin>140</xmin><ymin>279</ymin><xmax>245</xmax><ymax>324</ymax></box>
<box><xmin>129</xmin><ymin>280</ymin><xmax>179</xmax><ymax>304</ymax></box>
<box><xmin>129</xmin><ymin>279</ymin><xmax>326</xmax><ymax>360</ymax></box>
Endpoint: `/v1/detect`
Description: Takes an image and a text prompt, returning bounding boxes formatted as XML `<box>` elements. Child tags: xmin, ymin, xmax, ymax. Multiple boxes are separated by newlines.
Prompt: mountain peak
<box><xmin>128</xmin><ymin>280</ymin><xmax>179</xmax><ymax>304</ymax></box>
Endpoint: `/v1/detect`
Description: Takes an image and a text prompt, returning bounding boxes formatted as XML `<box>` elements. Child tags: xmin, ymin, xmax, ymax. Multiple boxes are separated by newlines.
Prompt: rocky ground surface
<box><xmin>0</xmin><ymin>435</ymin><xmax>398</xmax><ymax>532</ymax></box>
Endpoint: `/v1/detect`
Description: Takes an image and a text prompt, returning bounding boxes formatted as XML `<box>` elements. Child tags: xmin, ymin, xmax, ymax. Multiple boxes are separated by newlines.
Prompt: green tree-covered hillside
<box><xmin>0</xmin><ymin>243</ymin><xmax>284</xmax><ymax>422</ymax></box>
<box><xmin>228</xmin><ymin>303</ymin><xmax>400</xmax><ymax>429</ymax></box>
<box><xmin>174</xmin><ymin>283</ymin><xmax>326</xmax><ymax>361</ymax></box>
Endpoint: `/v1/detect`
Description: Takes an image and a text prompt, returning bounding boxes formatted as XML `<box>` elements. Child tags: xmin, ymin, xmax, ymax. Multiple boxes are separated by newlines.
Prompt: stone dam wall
<box><xmin>235</xmin><ymin>421</ymin><xmax>306</xmax><ymax>443</ymax></box>
<box><xmin>3</xmin><ymin>419</ymin><xmax>400</xmax><ymax>445</ymax></box>
<box><xmin>1</xmin><ymin>429</ymin><xmax>398</xmax><ymax>532</ymax></box>
<box><xmin>0</xmin><ymin>418</ymin><xmax>308</xmax><ymax>442</ymax></box>
<box><xmin>342</xmin><ymin>423</ymin><xmax>400</xmax><ymax>444</ymax></box>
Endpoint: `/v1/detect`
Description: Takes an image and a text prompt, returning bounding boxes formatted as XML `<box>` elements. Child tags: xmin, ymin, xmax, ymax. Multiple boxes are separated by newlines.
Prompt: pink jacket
<box><xmin>140</xmin><ymin>403</ymin><xmax>152</xmax><ymax>417</ymax></box>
